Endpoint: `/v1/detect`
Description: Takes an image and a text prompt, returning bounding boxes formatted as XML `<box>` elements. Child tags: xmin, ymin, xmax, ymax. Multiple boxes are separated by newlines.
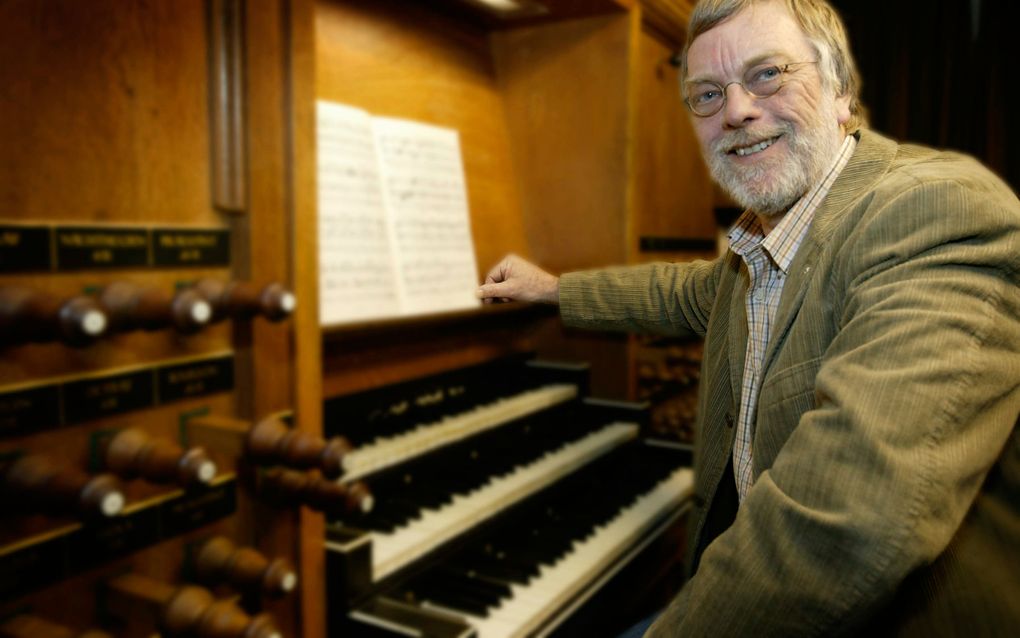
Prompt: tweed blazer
<box><xmin>559</xmin><ymin>129</ymin><xmax>1020</xmax><ymax>636</ymax></box>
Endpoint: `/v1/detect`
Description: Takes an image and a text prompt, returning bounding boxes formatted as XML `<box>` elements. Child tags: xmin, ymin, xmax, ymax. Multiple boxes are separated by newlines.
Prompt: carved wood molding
<box><xmin>208</xmin><ymin>0</ymin><xmax>248</xmax><ymax>213</ymax></box>
<box><xmin>640</xmin><ymin>0</ymin><xmax>693</xmax><ymax>47</ymax></box>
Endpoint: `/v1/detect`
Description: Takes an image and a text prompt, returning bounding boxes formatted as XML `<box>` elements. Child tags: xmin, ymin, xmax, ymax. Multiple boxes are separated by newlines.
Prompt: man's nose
<box><xmin>722</xmin><ymin>83</ymin><xmax>760</xmax><ymax>128</ymax></box>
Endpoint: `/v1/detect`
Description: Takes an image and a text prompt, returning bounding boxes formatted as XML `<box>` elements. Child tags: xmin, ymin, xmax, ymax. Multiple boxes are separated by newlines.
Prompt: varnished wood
<box><xmin>0</xmin><ymin>1</ymin><xmax>298</xmax><ymax>633</ymax></box>
<box><xmin>98</xmin><ymin>281</ymin><xmax>212</xmax><ymax>334</ymax></box>
<box><xmin>0</xmin><ymin>0</ymin><xmax>214</xmax><ymax>225</ymax></box>
<box><xmin>193</xmin><ymin>279</ymin><xmax>296</xmax><ymax>323</ymax></box>
<box><xmin>194</xmin><ymin>536</ymin><xmax>298</xmax><ymax>599</ymax></box>
<box><xmin>103</xmin><ymin>427</ymin><xmax>217</xmax><ymax>486</ymax></box>
<box><xmin>0</xmin><ymin>287</ymin><xmax>108</xmax><ymax>347</ymax></box>
<box><xmin>315</xmin><ymin>0</ymin><xmax>531</xmax><ymax>276</ymax></box>
<box><xmin>258</xmin><ymin>467</ymin><xmax>373</xmax><ymax>517</ymax></box>
<box><xmin>630</xmin><ymin>25</ymin><xmax>714</xmax><ymax>260</ymax></box>
<box><xmin>1</xmin><ymin>454</ymin><xmax>124</xmax><ymax>519</ymax></box>
<box><xmin>0</xmin><ymin>614</ymin><xmax>112</xmax><ymax>638</ymax></box>
<box><xmin>289</xmin><ymin>0</ymin><xmax>328</xmax><ymax>634</ymax></box>
<box><xmin>104</xmin><ymin>572</ymin><xmax>281</xmax><ymax>638</ymax></box>
<box><xmin>247</xmin><ymin>415</ymin><xmax>352</xmax><ymax>479</ymax></box>
<box><xmin>492</xmin><ymin>14</ymin><xmax>633</xmax><ymax>273</ymax></box>
<box><xmin>639</xmin><ymin>0</ymin><xmax>695</xmax><ymax>47</ymax></box>
<box><xmin>208</xmin><ymin>0</ymin><xmax>248</xmax><ymax>213</ymax></box>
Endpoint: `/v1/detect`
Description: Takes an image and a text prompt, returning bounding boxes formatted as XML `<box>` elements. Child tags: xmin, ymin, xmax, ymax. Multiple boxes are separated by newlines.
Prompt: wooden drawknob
<box><xmin>193</xmin><ymin>279</ymin><xmax>296</xmax><ymax>323</ymax></box>
<box><xmin>258</xmin><ymin>467</ymin><xmax>373</xmax><ymax>517</ymax></box>
<box><xmin>105</xmin><ymin>573</ymin><xmax>281</xmax><ymax>638</ymax></box>
<box><xmin>246</xmin><ymin>415</ymin><xmax>352</xmax><ymax>479</ymax></box>
<box><xmin>2</xmin><ymin>454</ymin><xmax>124</xmax><ymax>518</ymax></box>
<box><xmin>105</xmin><ymin>428</ymin><xmax>217</xmax><ymax>486</ymax></box>
<box><xmin>0</xmin><ymin>287</ymin><xmax>108</xmax><ymax>347</ymax></box>
<box><xmin>162</xmin><ymin>586</ymin><xmax>280</xmax><ymax>638</ymax></box>
<box><xmin>195</xmin><ymin>536</ymin><xmax>298</xmax><ymax>598</ymax></box>
<box><xmin>99</xmin><ymin>282</ymin><xmax>212</xmax><ymax>334</ymax></box>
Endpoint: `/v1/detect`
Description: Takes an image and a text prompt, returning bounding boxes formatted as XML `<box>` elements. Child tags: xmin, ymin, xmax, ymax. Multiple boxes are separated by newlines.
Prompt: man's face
<box><xmin>685</xmin><ymin>1</ymin><xmax>851</xmax><ymax>216</ymax></box>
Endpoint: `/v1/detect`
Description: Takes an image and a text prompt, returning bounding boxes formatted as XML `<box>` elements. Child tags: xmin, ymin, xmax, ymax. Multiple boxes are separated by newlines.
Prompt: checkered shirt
<box><xmin>727</xmin><ymin>134</ymin><xmax>857</xmax><ymax>502</ymax></box>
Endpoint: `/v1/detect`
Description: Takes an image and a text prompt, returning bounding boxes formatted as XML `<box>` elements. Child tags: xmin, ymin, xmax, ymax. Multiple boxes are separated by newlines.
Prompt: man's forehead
<box><xmin>686</xmin><ymin>2</ymin><xmax>813</xmax><ymax>79</ymax></box>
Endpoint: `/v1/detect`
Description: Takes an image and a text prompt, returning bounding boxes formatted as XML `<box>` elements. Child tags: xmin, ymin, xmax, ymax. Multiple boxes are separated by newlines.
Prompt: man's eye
<box><xmin>751</xmin><ymin>66</ymin><xmax>781</xmax><ymax>83</ymax></box>
<box><xmin>694</xmin><ymin>89</ymin><xmax>721</xmax><ymax>105</ymax></box>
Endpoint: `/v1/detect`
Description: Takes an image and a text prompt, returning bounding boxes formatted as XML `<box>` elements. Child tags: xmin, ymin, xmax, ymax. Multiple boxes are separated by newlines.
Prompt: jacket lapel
<box><xmin>760</xmin><ymin>130</ymin><xmax>899</xmax><ymax>376</ymax></box>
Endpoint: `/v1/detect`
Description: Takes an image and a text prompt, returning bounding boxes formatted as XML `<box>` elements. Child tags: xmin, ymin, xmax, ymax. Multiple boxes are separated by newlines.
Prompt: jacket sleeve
<box><xmin>648</xmin><ymin>177</ymin><xmax>1020</xmax><ymax>636</ymax></box>
<box><xmin>558</xmin><ymin>258</ymin><xmax>725</xmax><ymax>337</ymax></box>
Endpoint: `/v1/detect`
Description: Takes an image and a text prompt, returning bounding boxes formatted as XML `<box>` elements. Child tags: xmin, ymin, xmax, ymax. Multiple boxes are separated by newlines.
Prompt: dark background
<box><xmin>831</xmin><ymin>0</ymin><xmax>1018</xmax><ymax>192</ymax></box>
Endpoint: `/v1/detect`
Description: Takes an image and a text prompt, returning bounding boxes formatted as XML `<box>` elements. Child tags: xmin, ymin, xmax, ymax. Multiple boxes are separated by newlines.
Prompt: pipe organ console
<box><xmin>321</xmin><ymin>358</ymin><xmax>695</xmax><ymax>637</ymax></box>
<box><xmin>1</xmin><ymin>0</ymin><xmax>707</xmax><ymax>635</ymax></box>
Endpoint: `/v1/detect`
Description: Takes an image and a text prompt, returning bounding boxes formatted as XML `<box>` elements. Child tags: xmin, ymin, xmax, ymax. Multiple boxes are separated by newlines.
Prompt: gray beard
<box><xmin>707</xmin><ymin>110</ymin><xmax>843</xmax><ymax>216</ymax></box>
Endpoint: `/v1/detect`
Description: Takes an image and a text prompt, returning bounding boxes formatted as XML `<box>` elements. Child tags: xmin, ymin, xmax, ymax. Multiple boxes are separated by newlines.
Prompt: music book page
<box><xmin>317</xmin><ymin>101</ymin><xmax>401</xmax><ymax>324</ymax></box>
<box><xmin>372</xmin><ymin>116</ymin><xmax>481</xmax><ymax>317</ymax></box>
<box><xmin>316</xmin><ymin>101</ymin><xmax>480</xmax><ymax>325</ymax></box>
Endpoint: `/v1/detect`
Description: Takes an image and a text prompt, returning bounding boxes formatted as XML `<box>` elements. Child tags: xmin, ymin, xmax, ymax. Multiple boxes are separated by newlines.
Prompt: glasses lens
<box><xmin>743</xmin><ymin>64</ymin><xmax>784</xmax><ymax>98</ymax></box>
<box><xmin>688</xmin><ymin>83</ymin><xmax>724</xmax><ymax>116</ymax></box>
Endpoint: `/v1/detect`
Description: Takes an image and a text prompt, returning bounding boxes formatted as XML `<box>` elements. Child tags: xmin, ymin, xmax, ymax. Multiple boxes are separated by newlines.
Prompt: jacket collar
<box><xmin>759</xmin><ymin>129</ymin><xmax>899</xmax><ymax>376</ymax></box>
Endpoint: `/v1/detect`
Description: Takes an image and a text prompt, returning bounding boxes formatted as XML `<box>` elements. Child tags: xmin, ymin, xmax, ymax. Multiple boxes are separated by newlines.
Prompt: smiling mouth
<box><xmin>730</xmin><ymin>135</ymin><xmax>781</xmax><ymax>157</ymax></box>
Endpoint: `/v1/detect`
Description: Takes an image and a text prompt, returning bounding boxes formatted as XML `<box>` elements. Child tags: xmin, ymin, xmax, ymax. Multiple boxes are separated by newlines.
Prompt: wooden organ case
<box><xmin>0</xmin><ymin>0</ymin><xmax>713</xmax><ymax>636</ymax></box>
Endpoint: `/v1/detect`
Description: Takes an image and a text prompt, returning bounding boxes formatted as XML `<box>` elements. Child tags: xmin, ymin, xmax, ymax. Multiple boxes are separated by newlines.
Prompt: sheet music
<box><xmin>316</xmin><ymin>102</ymin><xmax>480</xmax><ymax>325</ymax></box>
<box><xmin>373</xmin><ymin>116</ymin><xmax>481</xmax><ymax>316</ymax></box>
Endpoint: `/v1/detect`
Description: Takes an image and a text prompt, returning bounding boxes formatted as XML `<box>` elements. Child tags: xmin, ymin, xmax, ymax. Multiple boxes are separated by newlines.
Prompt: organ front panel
<box><xmin>0</xmin><ymin>0</ymin><xmax>707</xmax><ymax>636</ymax></box>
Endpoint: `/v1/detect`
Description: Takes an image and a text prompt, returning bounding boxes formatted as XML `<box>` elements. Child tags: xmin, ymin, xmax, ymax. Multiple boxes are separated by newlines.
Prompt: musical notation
<box><xmin>316</xmin><ymin>102</ymin><xmax>480</xmax><ymax>324</ymax></box>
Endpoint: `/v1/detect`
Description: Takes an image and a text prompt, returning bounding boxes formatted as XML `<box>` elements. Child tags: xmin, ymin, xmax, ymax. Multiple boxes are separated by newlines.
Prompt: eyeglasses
<box><xmin>684</xmin><ymin>61</ymin><xmax>817</xmax><ymax>117</ymax></box>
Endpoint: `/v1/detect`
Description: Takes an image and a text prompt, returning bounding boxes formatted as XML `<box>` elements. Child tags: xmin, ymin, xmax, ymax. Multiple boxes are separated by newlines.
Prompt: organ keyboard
<box><xmin>323</xmin><ymin>357</ymin><xmax>695</xmax><ymax>637</ymax></box>
<box><xmin>341</xmin><ymin>384</ymin><xmax>579</xmax><ymax>481</ymax></box>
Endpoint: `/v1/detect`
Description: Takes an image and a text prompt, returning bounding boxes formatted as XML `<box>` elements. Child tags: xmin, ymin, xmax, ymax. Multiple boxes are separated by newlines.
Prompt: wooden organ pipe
<box><xmin>0</xmin><ymin>454</ymin><xmax>124</xmax><ymax>518</ymax></box>
<box><xmin>0</xmin><ymin>287</ymin><xmax>108</xmax><ymax>347</ymax></box>
<box><xmin>98</xmin><ymin>281</ymin><xmax>211</xmax><ymax>334</ymax></box>
<box><xmin>104</xmin><ymin>572</ymin><xmax>281</xmax><ymax>638</ymax></box>
<box><xmin>192</xmin><ymin>279</ymin><xmax>296</xmax><ymax>323</ymax></box>
<box><xmin>103</xmin><ymin>427</ymin><xmax>217</xmax><ymax>487</ymax></box>
<box><xmin>258</xmin><ymin>467</ymin><xmax>373</xmax><ymax>517</ymax></box>
<box><xmin>194</xmin><ymin>536</ymin><xmax>298</xmax><ymax>598</ymax></box>
<box><xmin>0</xmin><ymin>614</ymin><xmax>113</xmax><ymax>638</ymax></box>
<box><xmin>246</xmin><ymin>415</ymin><xmax>352</xmax><ymax>479</ymax></box>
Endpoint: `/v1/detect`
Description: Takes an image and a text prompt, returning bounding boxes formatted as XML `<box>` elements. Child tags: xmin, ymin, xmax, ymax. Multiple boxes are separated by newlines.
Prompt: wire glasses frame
<box><xmin>683</xmin><ymin>60</ymin><xmax>818</xmax><ymax>117</ymax></box>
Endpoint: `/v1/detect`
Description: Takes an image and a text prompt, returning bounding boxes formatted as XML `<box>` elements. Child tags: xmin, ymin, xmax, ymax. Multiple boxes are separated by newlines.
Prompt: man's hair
<box><xmin>681</xmin><ymin>0</ymin><xmax>867</xmax><ymax>133</ymax></box>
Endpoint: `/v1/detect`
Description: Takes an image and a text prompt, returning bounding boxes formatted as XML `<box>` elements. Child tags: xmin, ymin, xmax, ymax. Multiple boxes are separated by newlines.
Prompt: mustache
<box><xmin>712</xmin><ymin>124</ymin><xmax>792</xmax><ymax>155</ymax></box>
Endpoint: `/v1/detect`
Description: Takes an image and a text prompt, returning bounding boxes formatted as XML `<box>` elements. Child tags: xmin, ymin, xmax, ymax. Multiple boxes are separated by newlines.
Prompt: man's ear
<box><xmin>836</xmin><ymin>93</ymin><xmax>851</xmax><ymax>126</ymax></box>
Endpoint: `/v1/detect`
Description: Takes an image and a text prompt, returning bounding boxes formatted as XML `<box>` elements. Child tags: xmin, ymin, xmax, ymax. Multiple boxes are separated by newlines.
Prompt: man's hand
<box><xmin>476</xmin><ymin>254</ymin><xmax>559</xmax><ymax>305</ymax></box>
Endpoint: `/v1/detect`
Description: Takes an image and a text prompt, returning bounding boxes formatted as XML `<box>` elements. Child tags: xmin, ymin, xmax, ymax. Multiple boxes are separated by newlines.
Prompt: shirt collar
<box><xmin>727</xmin><ymin>134</ymin><xmax>857</xmax><ymax>273</ymax></box>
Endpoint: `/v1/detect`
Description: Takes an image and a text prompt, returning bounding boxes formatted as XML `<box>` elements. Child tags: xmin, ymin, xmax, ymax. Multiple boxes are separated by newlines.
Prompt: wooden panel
<box><xmin>493</xmin><ymin>13</ymin><xmax>633</xmax><ymax>273</ymax></box>
<box><xmin>630</xmin><ymin>26</ymin><xmax>714</xmax><ymax>260</ymax></box>
<box><xmin>0</xmin><ymin>1</ymin><xmax>304</xmax><ymax>635</ymax></box>
<box><xmin>289</xmin><ymin>0</ymin><xmax>330</xmax><ymax>634</ymax></box>
<box><xmin>640</xmin><ymin>0</ymin><xmax>695</xmax><ymax>47</ymax></box>
<box><xmin>0</xmin><ymin>0</ymin><xmax>213</xmax><ymax>225</ymax></box>
<box><xmin>315</xmin><ymin>0</ymin><xmax>530</xmax><ymax>277</ymax></box>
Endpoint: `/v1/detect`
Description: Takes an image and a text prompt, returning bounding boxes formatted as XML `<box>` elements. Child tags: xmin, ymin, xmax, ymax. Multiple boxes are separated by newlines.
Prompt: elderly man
<box><xmin>477</xmin><ymin>0</ymin><xmax>1020</xmax><ymax>635</ymax></box>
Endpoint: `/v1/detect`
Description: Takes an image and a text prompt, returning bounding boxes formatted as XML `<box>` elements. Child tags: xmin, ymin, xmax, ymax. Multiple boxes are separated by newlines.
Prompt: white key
<box><xmin>370</xmin><ymin>423</ymin><xmax>640</xmax><ymax>581</ymax></box>
<box><xmin>473</xmin><ymin>467</ymin><xmax>694</xmax><ymax>638</ymax></box>
<box><xmin>343</xmin><ymin>385</ymin><xmax>579</xmax><ymax>481</ymax></box>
